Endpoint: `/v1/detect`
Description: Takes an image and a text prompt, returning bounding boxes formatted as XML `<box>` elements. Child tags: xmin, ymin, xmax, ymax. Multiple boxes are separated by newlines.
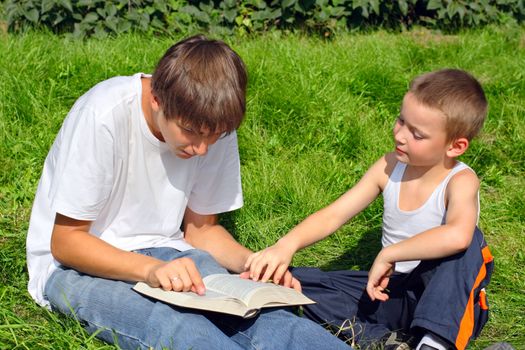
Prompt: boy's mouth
<box><xmin>395</xmin><ymin>147</ymin><xmax>406</xmax><ymax>155</ymax></box>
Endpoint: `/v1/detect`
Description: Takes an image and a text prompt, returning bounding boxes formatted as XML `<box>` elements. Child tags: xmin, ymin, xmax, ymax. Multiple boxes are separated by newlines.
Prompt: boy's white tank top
<box><xmin>381</xmin><ymin>161</ymin><xmax>475</xmax><ymax>273</ymax></box>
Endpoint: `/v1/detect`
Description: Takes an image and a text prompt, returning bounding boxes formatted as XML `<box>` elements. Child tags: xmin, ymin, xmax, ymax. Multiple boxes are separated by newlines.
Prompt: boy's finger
<box><xmin>366</xmin><ymin>282</ymin><xmax>376</xmax><ymax>301</ymax></box>
<box><xmin>250</xmin><ymin>259</ymin><xmax>266</xmax><ymax>281</ymax></box>
<box><xmin>244</xmin><ymin>252</ymin><xmax>258</xmax><ymax>270</ymax></box>
<box><xmin>261</xmin><ymin>262</ymin><xmax>276</xmax><ymax>283</ymax></box>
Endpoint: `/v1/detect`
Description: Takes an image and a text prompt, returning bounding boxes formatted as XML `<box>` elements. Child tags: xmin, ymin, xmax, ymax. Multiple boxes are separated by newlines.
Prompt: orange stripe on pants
<box><xmin>455</xmin><ymin>246</ymin><xmax>493</xmax><ymax>350</ymax></box>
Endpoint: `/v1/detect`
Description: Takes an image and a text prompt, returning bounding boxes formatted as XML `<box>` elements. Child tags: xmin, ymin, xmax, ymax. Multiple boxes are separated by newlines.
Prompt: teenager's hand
<box><xmin>366</xmin><ymin>250</ymin><xmax>395</xmax><ymax>302</ymax></box>
<box><xmin>279</xmin><ymin>270</ymin><xmax>302</xmax><ymax>292</ymax></box>
<box><xmin>145</xmin><ymin>257</ymin><xmax>205</xmax><ymax>295</ymax></box>
<box><xmin>244</xmin><ymin>242</ymin><xmax>296</xmax><ymax>285</ymax></box>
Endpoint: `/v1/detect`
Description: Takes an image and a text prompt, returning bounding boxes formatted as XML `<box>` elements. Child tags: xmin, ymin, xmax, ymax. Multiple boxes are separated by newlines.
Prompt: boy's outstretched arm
<box><xmin>51</xmin><ymin>213</ymin><xmax>206</xmax><ymax>295</ymax></box>
<box><xmin>245</xmin><ymin>156</ymin><xmax>390</xmax><ymax>285</ymax></box>
<box><xmin>366</xmin><ymin>169</ymin><xmax>480</xmax><ymax>301</ymax></box>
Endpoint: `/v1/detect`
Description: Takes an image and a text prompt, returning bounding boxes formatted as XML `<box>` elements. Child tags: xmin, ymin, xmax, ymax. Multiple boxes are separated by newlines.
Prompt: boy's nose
<box><xmin>393</xmin><ymin>128</ymin><xmax>405</xmax><ymax>144</ymax></box>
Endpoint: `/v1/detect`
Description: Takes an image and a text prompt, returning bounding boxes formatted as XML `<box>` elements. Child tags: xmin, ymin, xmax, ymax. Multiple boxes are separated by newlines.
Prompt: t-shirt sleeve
<box><xmin>187</xmin><ymin>131</ymin><xmax>243</xmax><ymax>215</ymax></box>
<box><xmin>47</xmin><ymin>105</ymin><xmax>115</xmax><ymax>221</ymax></box>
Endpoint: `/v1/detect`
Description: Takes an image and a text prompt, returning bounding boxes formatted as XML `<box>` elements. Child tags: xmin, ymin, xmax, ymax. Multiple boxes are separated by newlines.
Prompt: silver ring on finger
<box><xmin>171</xmin><ymin>276</ymin><xmax>180</xmax><ymax>282</ymax></box>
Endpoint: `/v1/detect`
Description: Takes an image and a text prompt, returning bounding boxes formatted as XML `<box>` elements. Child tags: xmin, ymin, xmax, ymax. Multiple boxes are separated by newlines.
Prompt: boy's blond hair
<box><xmin>152</xmin><ymin>34</ymin><xmax>247</xmax><ymax>134</ymax></box>
<box><xmin>409</xmin><ymin>69</ymin><xmax>487</xmax><ymax>142</ymax></box>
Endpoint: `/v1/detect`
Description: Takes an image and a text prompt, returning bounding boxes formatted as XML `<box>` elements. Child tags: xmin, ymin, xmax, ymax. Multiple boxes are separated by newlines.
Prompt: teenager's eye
<box><xmin>182</xmin><ymin>127</ymin><xmax>197</xmax><ymax>134</ymax></box>
<box><xmin>413</xmin><ymin>133</ymin><xmax>424</xmax><ymax>140</ymax></box>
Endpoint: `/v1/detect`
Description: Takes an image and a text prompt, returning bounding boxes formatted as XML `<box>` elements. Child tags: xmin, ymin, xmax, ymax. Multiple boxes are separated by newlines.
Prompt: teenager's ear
<box><xmin>447</xmin><ymin>137</ymin><xmax>469</xmax><ymax>158</ymax></box>
<box><xmin>150</xmin><ymin>92</ymin><xmax>161</xmax><ymax>112</ymax></box>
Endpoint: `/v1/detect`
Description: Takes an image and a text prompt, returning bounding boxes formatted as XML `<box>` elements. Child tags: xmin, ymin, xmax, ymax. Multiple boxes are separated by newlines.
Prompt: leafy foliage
<box><xmin>2</xmin><ymin>0</ymin><xmax>525</xmax><ymax>38</ymax></box>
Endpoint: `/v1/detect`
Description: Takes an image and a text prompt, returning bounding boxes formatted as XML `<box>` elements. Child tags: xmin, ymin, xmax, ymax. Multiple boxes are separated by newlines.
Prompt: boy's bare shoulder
<box><xmin>366</xmin><ymin>153</ymin><xmax>398</xmax><ymax>190</ymax></box>
<box><xmin>447</xmin><ymin>167</ymin><xmax>480</xmax><ymax>198</ymax></box>
<box><xmin>383</xmin><ymin>152</ymin><xmax>399</xmax><ymax>175</ymax></box>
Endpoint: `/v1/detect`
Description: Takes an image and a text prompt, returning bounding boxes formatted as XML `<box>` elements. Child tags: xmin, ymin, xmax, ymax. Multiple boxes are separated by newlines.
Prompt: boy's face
<box><xmin>393</xmin><ymin>92</ymin><xmax>451</xmax><ymax>167</ymax></box>
<box><xmin>156</xmin><ymin>110</ymin><xmax>223</xmax><ymax>159</ymax></box>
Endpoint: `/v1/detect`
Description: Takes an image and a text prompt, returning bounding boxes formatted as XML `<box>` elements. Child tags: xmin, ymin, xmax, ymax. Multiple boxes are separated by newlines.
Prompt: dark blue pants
<box><xmin>291</xmin><ymin>227</ymin><xmax>493</xmax><ymax>350</ymax></box>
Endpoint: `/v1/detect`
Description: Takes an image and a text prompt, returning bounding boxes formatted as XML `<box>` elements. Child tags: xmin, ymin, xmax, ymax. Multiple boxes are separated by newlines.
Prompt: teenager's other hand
<box><xmin>366</xmin><ymin>250</ymin><xmax>395</xmax><ymax>302</ymax></box>
<box><xmin>145</xmin><ymin>257</ymin><xmax>205</xmax><ymax>295</ymax></box>
<box><xmin>244</xmin><ymin>242</ymin><xmax>296</xmax><ymax>285</ymax></box>
<box><xmin>280</xmin><ymin>270</ymin><xmax>302</xmax><ymax>292</ymax></box>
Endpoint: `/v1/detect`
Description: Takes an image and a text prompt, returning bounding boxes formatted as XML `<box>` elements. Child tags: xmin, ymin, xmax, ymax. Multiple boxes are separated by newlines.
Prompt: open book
<box><xmin>133</xmin><ymin>273</ymin><xmax>315</xmax><ymax>318</ymax></box>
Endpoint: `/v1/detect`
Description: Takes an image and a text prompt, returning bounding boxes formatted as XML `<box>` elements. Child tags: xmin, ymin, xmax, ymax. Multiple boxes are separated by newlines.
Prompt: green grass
<box><xmin>1</xmin><ymin>27</ymin><xmax>524</xmax><ymax>349</ymax></box>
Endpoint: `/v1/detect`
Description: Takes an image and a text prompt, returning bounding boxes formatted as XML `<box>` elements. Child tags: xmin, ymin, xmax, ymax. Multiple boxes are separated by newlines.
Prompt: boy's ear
<box><xmin>446</xmin><ymin>137</ymin><xmax>469</xmax><ymax>158</ymax></box>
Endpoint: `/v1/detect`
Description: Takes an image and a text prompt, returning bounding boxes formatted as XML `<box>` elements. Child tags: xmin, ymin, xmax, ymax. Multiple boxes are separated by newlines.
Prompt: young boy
<box><xmin>26</xmin><ymin>35</ymin><xmax>351</xmax><ymax>350</ymax></box>
<box><xmin>244</xmin><ymin>69</ymin><xmax>494</xmax><ymax>350</ymax></box>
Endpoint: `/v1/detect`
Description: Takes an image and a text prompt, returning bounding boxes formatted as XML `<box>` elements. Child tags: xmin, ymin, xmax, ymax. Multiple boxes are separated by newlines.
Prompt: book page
<box><xmin>133</xmin><ymin>281</ymin><xmax>258</xmax><ymax>318</ymax></box>
<box><xmin>133</xmin><ymin>274</ymin><xmax>314</xmax><ymax>318</ymax></box>
<box><xmin>203</xmin><ymin>274</ymin><xmax>272</xmax><ymax>301</ymax></box>
<box><xmin>204</xmin><ymin>274</ymin><xmax>314</xmax><ymax>308</ymax></box>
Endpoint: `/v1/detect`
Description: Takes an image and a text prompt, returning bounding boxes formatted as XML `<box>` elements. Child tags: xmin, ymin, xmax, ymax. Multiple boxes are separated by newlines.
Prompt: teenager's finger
<box><xmin>183</xmin><ymin>259</ymin><xmax>205</xmax><ymax>295</ymax></box>
<box><xmin>239</xmin><ymin>271</ymin><xmax>251</xmax><ymax>279</ymax></box>
<box><xmin>273</xmin><ymin>265</ymin><xmax>289</xmax><ymax>285</ymax></box>
<box><xmin>159</xmin><ymin>273</ymin><xmax>175</xmax><ymax>291</ymax></box>
<box><xmin>279</xmin><ymin>269</ymin><xmax>292</xmax><ymax>288</ymax></box>
<box><xmin>290</xmin><ymin>277</ymin><xmax>302</xmax><ymax>292</ymax></box>
<box><xmin>170</xmin><ymin>274</ymin><xmax>184</xmax><ymax>291</ymax></box>
<box><xmin>175</xmin><ymin>268</ymin><xmax>194</xmax><ymax>292</ymax></box>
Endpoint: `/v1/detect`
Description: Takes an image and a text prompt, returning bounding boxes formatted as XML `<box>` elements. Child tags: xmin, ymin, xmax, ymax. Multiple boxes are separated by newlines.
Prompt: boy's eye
<box><xmin>413</xmin><ymin>132</ymin><xmax>424</xmax><ymax>140</ymax></box>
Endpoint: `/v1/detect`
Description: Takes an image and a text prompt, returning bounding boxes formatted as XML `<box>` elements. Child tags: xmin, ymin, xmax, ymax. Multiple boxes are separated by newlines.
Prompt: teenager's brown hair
<box><xmin>151</xmin><ymin>34</ymin><xmax>247</xmax><ymax>134</ymax></box>
<box><xmin>409</xmin><ymin>69</ymin><xmax>487</xmax><ymax>141</ymax></box>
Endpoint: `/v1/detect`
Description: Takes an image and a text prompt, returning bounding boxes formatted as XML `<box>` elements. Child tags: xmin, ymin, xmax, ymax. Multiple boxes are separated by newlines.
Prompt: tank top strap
<box><xmin>389</xmin><ymin>161</ymin><xmax>407</xmax><ymax>182</ymax></box>
<box><xmin>441</xmin><ymin>161</ymin><xmax>472</xmax><ymax>188</ymax></box>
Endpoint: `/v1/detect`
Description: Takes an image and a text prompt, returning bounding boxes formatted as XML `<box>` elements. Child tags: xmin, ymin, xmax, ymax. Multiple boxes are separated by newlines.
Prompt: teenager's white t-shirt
<box><xmin>26</xmin><ymin>73</ymin><xmax>243</xmax><ymax>307</ymax></box>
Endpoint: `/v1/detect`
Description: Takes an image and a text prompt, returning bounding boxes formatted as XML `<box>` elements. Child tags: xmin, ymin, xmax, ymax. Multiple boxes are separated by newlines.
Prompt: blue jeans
<box><xmin>45</xmin><ymin>248</ymin><xmax>352</xmax><ymax>350</ymax></box>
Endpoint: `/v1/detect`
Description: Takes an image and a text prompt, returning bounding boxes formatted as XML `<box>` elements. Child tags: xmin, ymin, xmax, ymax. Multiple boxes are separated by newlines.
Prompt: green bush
<box><xmin>3</xmin><ymin>0</ymin><xmax>525</xmax><ymax>38</ymax></box>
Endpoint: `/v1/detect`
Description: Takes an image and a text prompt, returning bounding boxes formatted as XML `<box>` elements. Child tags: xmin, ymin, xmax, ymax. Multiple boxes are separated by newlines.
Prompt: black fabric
<box><xmin>291</xmin><ymin>227</ymin><xmax>493</xmax><ymax>349</ymax></box>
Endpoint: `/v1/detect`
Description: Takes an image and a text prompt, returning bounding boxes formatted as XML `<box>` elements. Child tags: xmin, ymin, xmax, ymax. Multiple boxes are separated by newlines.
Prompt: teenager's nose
<box><xmin>193</xmin><ymin>140</ymin><xmax>209</xmax><ymax>156</ymax></box>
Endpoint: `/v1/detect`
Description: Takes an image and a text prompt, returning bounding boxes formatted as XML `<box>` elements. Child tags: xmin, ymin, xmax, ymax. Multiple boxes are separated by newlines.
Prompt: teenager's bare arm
<box><xmin>182</xmin><ymin>208</ymin><xmax>302</xmax><ymax>291</ymax></box>
<box><xmin>51</xmin><ymin>213</ymin><xmax>206</xmax><ymax>294</ymax></box>
<box><xmin>245</xmin><ymin>156</ymin><xmax>391</xmax><ymax>284</ymax></box>
<box><xmin>183</xmin><ymin>207</ymin><xmax>252</xmax><ymax>273</ymax></box>
<box><xmin>367</xmin><ymin>169</ymin><xmax>480</xmax><ymax>301</ymax></box>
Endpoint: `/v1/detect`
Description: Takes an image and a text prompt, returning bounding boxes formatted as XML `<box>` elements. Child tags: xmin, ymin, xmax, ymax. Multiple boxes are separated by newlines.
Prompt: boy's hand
<box><xmin>239</xmin><ymin>270</ymin><xmax>302</xmax><ymax>292</ymax></box>
<box><xmin>145</xmin><ymin>257</ymin><xmax>206</xmax><ymax>295</ymax></box>
<box><xmin>366</xmin><ymin>250</ymin><xmax>395</xmax><ymax>302</ymax></box>
<box><xmin>244</xmin><ymin>242</ymin><xmax>296</xmax><ymax>286</ymax></box>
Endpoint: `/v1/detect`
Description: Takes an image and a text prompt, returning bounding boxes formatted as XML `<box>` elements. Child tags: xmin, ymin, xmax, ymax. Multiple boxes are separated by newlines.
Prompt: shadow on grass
<box><xmin>319</xmin><ymin>228</ymin><xmax>383</xmax><ymax>272</ymax></box>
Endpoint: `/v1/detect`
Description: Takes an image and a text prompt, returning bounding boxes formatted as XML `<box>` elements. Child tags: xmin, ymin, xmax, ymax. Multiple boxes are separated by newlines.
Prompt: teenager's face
<box><xmin>156</xmin><ymin>111</ymin><xmax>223</xmax><ymax>159</ymax></box>
<box><xmin>393</xmin><ymin>92</ymin><xmax>451</xmax><ymax>167</ymax></box>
